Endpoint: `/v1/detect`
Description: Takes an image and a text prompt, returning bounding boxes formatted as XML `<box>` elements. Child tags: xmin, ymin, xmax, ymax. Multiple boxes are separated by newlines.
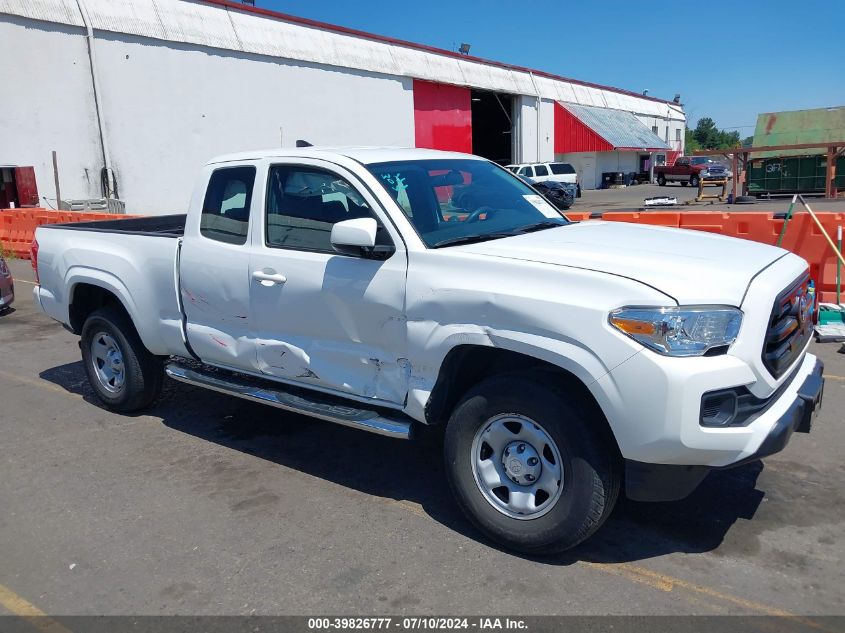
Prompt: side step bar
<box><xmin>165</xmin><ymin>362</ymin><xmax>414</xmax><ymax>440</ymax></box>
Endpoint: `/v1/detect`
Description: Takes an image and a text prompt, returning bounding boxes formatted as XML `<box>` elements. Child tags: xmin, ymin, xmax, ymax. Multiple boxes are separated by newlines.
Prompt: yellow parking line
<box><xmin>586</xmin><ymin>562</ymin><xmax>836</xmax><ymax>631</ymax></box>
<box><xmin>825</xmin><ymin>374</ymin><xmax>845</xmax><ymax>382</ymax></box>
<box><xmin>11</xmin><ymin>278</ymin><xmax>36</xmax><ymax>285</ymax></box>
<box><xmin>0</xmin><ymin>583</ymin><xmax>72</xmax><ymax>633</ymax></box>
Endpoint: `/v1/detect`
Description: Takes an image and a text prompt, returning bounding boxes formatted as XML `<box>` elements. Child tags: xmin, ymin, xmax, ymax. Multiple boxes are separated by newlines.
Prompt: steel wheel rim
<box><xmin>90</xmin><ymin>332</ymin><xmax>126</xmax><ymax>394</ymax></box>
<box><xmin>470</xmin><ymin>414</ymin><xmax>564</xmax><ymax>520</ymax></box>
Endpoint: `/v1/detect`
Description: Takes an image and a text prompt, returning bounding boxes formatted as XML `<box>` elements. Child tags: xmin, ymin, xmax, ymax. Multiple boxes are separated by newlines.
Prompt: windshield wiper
<box><xmin>431</xmin><ymin>232</ymin><xmax>519</xmax><ymax>248</ymax></box>
<box><xmin>517</xmin><ymin>220</ymin><xmax>568</xmax><ymax>234</ymax></box>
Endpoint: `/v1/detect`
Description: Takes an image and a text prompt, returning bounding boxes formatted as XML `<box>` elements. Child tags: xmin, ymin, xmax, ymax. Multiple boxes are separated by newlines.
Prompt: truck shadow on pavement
<box><xmin>41</xmin><ymin>362</ymin><xmax>765</xmax><ymax>565</ymax></box>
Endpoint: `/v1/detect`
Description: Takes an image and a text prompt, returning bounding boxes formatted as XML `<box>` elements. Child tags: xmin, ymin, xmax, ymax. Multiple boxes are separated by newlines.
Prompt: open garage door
<box><xmin>471</xmin><ymin>90</ymin><xmax>514</xmax><ymax>164</ymax></box>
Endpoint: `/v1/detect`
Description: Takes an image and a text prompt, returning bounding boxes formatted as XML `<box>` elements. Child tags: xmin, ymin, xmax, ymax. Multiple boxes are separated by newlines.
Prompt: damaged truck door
<box><xmin>249</xmin><ymin>160</ymin><xmax>409</xmax><ymax>403</ymax></box>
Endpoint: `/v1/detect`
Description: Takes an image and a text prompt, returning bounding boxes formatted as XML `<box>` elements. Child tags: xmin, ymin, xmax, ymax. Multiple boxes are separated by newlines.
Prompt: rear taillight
<box><xmin>30</xmin><ymin>238</ymin><xmax>39</xmax><ymax>285</ymax></box>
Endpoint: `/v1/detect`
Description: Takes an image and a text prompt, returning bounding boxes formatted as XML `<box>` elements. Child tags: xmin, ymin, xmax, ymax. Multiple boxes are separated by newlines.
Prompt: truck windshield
<box><xmin>366</xmin><ymin>159</ymin><xmax>569</xmax><ymax>248</ymax></box>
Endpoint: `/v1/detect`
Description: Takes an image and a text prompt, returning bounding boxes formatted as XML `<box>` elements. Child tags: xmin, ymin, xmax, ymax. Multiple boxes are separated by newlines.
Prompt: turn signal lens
<box><xmin>609</xmin><ymin>316</ymin><xmax>656</xmax><ymax>335</ymax></box>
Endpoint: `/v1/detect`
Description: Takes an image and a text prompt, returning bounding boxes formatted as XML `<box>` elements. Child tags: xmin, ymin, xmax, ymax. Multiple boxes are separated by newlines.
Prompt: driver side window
<box><xmin>265</xmin><ymin>165</ymin><xmax>389</xmax><ymax>254</ymax></box>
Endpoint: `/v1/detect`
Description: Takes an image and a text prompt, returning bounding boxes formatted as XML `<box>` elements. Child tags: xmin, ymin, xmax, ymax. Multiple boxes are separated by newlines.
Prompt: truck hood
<box><xmin>458</xmin><ymin>221</ymin><xmax>788</xmax><ymax>305</ymax></box>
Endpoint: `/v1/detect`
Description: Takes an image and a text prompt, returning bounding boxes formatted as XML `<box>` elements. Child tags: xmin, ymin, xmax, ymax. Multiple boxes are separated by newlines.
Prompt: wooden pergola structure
<box><xmin>692</xmin><ymin>142</ymin><xmax>844</xmax><ymax>199</ymax></box>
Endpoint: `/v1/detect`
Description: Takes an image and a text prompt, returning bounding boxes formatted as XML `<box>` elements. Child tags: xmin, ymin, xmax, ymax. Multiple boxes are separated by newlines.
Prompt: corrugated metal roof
<box><xmin>752</xmin><ymin>106</ymin><xmax>845</xmax><ymax>158</ymax></box>
<box><xmin>0</xmin><ymin>0</ymin><xmax>685</xmax><ymax>121</ymax></box>
<box><xmin>561</xmin><ymin>103</ymin><xmax>670</xmax><ymax>150</ymax></box>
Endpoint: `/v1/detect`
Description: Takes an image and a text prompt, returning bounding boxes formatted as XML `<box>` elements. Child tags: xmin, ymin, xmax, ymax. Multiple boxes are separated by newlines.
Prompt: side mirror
<box><xmin>330</xmin><ymin>217</ymin><xmax>394</xmax><ymax>259</ymax></box>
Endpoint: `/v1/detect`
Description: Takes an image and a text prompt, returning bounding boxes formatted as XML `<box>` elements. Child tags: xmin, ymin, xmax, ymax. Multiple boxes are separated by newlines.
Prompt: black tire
<box><xmin>657</xmin><ymin>174</ymin><xmax>667</xmax><ymax>186</ymax></box>
<box><xmin>80</xmin><ymin>306</ymin><xmax>164</xmax><ymax>412</ymax></box>
<box><xmin>734</xmin><ymin>195</ymin><xmax>756</xmax><ymax>205</ymax></box>
<box><xmin>690</xmin><ymin>175</ymin><xmax>700</xmax><ymax>187</ymax></box>
<box><xmin>680</xmin><ymin>180</ymin><xmax>688</xmax><ymax>187</ymax></box>
<box><xmin>576</xmin><ymin>184</ymin><xmax>582</xmax><ymax>198</ymax></box>
<box><xmin>443</xmin><ymin>373</ymin><xmax>620</xmax><ymax>554</ymax></box>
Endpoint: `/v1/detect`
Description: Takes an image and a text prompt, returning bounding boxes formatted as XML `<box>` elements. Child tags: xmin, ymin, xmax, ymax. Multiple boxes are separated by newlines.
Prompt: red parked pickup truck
<box><xmin>655</xmin><ymin>157</ymin><xmax>731</xmax><ymax>187</ymax></box>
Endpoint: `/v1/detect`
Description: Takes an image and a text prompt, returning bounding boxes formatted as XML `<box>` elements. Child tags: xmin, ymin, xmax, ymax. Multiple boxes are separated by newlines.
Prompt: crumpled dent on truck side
<box><xmin>400</xmin><ymin>251</ymin><xmax>670</xmax><ymax>424</ymax></box>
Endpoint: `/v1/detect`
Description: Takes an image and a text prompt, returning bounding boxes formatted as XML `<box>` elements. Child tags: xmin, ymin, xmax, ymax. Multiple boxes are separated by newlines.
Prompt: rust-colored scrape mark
<box><xmin>210</xmin><ymin>335</ymin><xmax>228</xmax><ymax>347</ymax></box>
<box><xmin>764</xmin><ymin>113</ymin><xmax>777</xmax><ymax>135</ymax></box>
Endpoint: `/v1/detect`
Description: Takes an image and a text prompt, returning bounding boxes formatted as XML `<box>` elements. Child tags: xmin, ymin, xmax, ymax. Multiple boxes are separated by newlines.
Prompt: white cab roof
<box><xmin>207</xmin><ymin>147</ymin><xmax>484</xmax><ymax>166</ymax></box>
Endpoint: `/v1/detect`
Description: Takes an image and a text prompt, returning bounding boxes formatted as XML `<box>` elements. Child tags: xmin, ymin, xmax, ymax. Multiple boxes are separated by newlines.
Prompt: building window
<box><xmin>676</xmin><ymin>128</ymin><xmax>682</xmax><ymax>142</ymax></box>
<box><xmin>652</xmin><ymin>125</ymin><xmax>658</xmax><ymax>135</ymax></box>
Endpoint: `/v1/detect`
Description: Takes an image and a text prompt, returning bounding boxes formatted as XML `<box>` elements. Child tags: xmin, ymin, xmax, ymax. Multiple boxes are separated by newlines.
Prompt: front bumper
<box><xmin>625</xmin><ymin>358</ymin><xmax>824</xmax><ymax>501</ymax></box>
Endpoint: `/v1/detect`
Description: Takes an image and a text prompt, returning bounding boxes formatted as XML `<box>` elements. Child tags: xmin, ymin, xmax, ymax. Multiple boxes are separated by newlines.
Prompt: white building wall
<box><xmin>0</xmin><ymin>16</ymin><xmax>414</xmax><ymax>214</ymax></box>
<box><xmin>556</xmin><ymin>152</ymin><xmax>597</xmax><ymax>190</ymax></box>
<box><xmin>595</xmin><ymin>151</ymin><xmax>639</xmax><ymax>184</ymax></box>
<box><xmin>0</xmin><ymin>16</ymin><xmax>104</xmax><ymax>205</ymax></box>
<box><xmin>94</xmin><ymin>31</ymin><xmax>414</xmax><ymax>214</ymax></box>
<box><xmin>0</xmin><ymin>0</ymin><xmax>685</xmax><ymax>212</ymax></box>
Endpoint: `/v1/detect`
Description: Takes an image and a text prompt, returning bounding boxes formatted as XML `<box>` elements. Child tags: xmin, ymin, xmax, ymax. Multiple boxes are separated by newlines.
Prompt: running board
<box><xmin>164</xmin><ymin>362</ymin><xmax>413</xmax><ymax>440</ymax></box>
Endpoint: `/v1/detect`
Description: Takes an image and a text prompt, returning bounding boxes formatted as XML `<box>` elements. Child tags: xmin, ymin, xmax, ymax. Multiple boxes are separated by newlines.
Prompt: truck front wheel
<box><xmin>444</xmin><ymin>373</ymin><xmax>620</xmax><ymax>554</ymax></box>
<box><xmin>690</xmin><ymin>175</ymin><xmax>700</xmax><ymax>187</ymax></box>
<box><xmin>81</xmin><ymin>306</ymin><xmax>164</xmax><ymax>412</ymax></box>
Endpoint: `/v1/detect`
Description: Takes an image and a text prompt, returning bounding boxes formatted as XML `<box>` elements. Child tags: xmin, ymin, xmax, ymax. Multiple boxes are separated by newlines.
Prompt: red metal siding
<box><xmin>666</xmin><ymin>150</ymin><xmax>681</xmax><ymax>166</ymax></box>
<box><xmin>13</xmin><ymin>167</ymin><xmax>39</xmax><ymax>207</ymax></box>
<box><xmin>413</xmin><ymin>80</ymin><xmax>472</xmax><ymax>153</ymax></box>
<box><xmin>554</xmin><ymin>102</ymin><xmax>613</xmax><ymax>153</ymax></box>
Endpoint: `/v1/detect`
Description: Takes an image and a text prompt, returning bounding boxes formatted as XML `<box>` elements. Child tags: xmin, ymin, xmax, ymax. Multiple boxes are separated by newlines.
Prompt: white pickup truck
<box><xmin>32</xmin><ymin>147</ymin><xmax>824</xmax><ymax>554</ymax></box>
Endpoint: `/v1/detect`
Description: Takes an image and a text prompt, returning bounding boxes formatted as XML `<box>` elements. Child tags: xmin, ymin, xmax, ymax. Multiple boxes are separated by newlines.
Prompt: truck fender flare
<box><xmin>65</xmin><ymin>267</ymin><xmax>165</xmax><ymax>354</ymax></box>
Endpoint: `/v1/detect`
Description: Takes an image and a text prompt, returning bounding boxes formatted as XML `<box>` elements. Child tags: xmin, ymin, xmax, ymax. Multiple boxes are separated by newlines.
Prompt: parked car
<box><xmin>519</xmin><ymin>176</ymin><xmax>576</xmax><ymax>210</ymax></box>
<box><xmin>655</xmin><ymin>156</ymin><xmax>731</xmax><ymax>187</ymax></box>
<box><xmin>506</xmin><ymin>162</ymin><xmax>581</xmax><ymax>196</ymax></box>
<box><xmin>32</xmin><ymin>147</ymin><xmax>823</xmax><ymax>554</ymax></box>
<box><xmin>0</xmin><ymin>254</ymin><xmax>14</xmax><ymax>312</ymax></box>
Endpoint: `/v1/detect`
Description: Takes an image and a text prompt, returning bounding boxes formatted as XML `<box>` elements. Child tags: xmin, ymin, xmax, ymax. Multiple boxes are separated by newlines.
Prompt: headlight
<box><xmin>609</xmin><ymin>306</ymin><xmax>742</xmax><ymax>356</ymax></box>
<box><xmin>700</xmin><ymin>170</ymin><xmax>710</xmax><ymax>177</ymax></box>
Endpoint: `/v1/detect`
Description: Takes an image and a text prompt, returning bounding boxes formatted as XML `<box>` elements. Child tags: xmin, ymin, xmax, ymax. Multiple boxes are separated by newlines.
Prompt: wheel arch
<box><xmin>66</xmin><ymin>270</ymin><xmax>160</xmax><ymax>355</ymax></box>
<box><xmin>424</xmin><ymin>344</ymin><xmax>621</xmax><ymax>457</ymax></box>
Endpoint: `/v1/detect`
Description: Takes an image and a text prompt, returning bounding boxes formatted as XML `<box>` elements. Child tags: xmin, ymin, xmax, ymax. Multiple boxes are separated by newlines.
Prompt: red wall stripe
<box><xmin>554</xmin><ymin>102</ymin><xmax>613</xmax><ymax>153</ymax></box>
<box><xmin>413</xmin><ymin>80</ymin><xmax>472</xmax><ymax>153</ymax></box>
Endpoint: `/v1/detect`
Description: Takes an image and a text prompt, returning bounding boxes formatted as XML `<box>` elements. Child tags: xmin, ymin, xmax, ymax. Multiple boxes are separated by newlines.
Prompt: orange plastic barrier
<box><xmin>601</xmin><ymin>212</ymin><xmax>681</xmax><ymax>228</ymax></box>
<box><xmin>602</xmin><ymin>210</ymin><xmax>845</xmax><ymax>304</ymax></box>
<box><xmin>0</xmin><ymin>208</ymin><xmax>137</xmax><ymax>259</ymax></box>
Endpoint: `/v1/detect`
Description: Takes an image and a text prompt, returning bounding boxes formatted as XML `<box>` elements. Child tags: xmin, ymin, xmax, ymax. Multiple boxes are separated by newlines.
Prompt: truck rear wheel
<box><xmin>444</xmin><ymin>373</ymin><xmax>620</xmax><ymax>554</ymax></box>
<box><xmin>81</xmin><ymin>306</ymin><xmax>163</xmax><ymax>412</ymax></box>
<box><xmin>657</xmin><ymin>174</ymin><xmax>667</xmax><ymax>186</ymax></box>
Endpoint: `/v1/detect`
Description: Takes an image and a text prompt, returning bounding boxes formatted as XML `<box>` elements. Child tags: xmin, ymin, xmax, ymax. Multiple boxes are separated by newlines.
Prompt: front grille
<box><xmin>762</xmin><ymin>272</ymin><xmax>813</xmax><ymax>378</ymax></box>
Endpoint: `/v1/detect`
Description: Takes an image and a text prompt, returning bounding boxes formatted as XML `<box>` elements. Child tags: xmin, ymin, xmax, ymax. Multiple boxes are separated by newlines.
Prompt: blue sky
<box><xmin>261</xmin><ymin>0</ymin><xmax>843</xmax><ymax>135</ymax></box>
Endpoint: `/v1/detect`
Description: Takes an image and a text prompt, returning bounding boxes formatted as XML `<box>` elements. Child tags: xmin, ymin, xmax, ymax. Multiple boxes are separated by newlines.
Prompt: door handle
<box><xmin>252</xmin><ymin>270</ymin><xmax>287</xmax><ymax>286</ymax></box>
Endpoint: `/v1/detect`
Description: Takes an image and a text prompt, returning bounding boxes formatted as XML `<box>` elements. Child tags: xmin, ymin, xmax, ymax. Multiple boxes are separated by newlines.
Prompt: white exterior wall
<box><xmin>0</xmin><ymin>16</ymin><xmax>413</xmax><ymax>214</ymax></box>
<box><xmin>556</xmin><ymin>152</ymin><xmax>597</xmax><ymax>190</ymax></box>
<box><xmin>0</xmin><ymin>0</ymin><xmax>684</xmax><ymax>213</ymax></box>
<box><xmin>94</xmin><ymin>32</ymin><xmax>413</xmax><ymax>214</ymax></box>
<box><xmin>596</xmin><ymin>151</ymin><xmax>639</xmax><ymax>185</ymax></box>
<box><xmin>0</xmin><ymin>16</ymin><xmax>104</xmax><ymax>204</ymax></box>
<box><xmin>636</xmin><ymin>113</ymin><xmax>685</xmax><ymax>156</ymax></box>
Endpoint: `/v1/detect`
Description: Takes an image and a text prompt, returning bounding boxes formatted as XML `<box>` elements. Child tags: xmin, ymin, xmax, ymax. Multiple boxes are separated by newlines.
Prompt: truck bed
<box><xmin>34</xmin><ymin>216</ymin><xmax>189</xmax><ymax>358</ymax></box>
<box><xmin>42</xmin><ymin>214</ymin><xmax>186</xmax><ymax>237</ymax></box>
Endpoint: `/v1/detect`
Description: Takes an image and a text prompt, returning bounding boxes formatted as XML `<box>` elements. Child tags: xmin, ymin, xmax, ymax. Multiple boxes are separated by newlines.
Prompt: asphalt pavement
<box><xmin>0</xmin><ymin>258</ymin><xmax>843</xmax><ymax>623</ymax></box>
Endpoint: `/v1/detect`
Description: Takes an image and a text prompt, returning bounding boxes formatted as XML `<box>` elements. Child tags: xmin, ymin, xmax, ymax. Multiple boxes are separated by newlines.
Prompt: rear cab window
<box><xmin>200</xmin><ymin>166</ymin><xmax>256</xmax><ymax>245</ymax></box>
<box><xmin>534</xmin><ymin>164</ymin><xmax>549</xmax><ymax>176</ymax></box>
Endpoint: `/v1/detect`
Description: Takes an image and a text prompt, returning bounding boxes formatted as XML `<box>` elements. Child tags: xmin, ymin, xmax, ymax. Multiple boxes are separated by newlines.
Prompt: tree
<box><xmin>690</xmin><ymin>117</ymin><xmax>742</xmax><ymax>150</ymax></box>
<box><xmin>693</xmin><ymin>117</ymin><xmax>720</xmax><ymax>148</ymax></box>
<box><xmin>685</xmin><ymin>128</ymin><xmax>700</xmax><ymax>153</ymax></box>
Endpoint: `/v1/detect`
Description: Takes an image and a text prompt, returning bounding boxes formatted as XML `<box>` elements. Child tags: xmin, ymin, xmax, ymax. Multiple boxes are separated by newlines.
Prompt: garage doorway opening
<box><xmin>470</xmin><ymin>90</ymin><xmax>514</xmax><ymax>165</ymax></box>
